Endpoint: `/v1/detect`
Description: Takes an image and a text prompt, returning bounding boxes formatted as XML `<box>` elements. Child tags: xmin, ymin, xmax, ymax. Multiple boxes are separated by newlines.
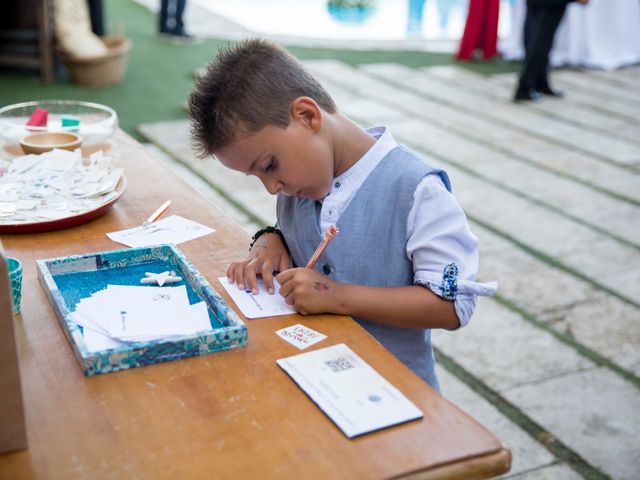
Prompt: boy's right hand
<box><xmin>226</xmin><ymin>232</ymin><xmax>291</xmax><ymax>295</ymax></box>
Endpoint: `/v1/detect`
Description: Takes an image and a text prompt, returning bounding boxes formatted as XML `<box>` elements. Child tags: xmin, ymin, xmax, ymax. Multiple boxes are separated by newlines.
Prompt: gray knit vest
<box><xmin>277</xmin><ymin>145</ymin><xmax>451</xmax><ymax>391</ymax></box>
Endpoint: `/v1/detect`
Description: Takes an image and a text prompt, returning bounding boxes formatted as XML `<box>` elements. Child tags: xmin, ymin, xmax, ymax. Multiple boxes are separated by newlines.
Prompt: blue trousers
<box><xmin>159</xmin><ymin>0</ymin><xmax>187</xmax><ymax>35</ymax></box>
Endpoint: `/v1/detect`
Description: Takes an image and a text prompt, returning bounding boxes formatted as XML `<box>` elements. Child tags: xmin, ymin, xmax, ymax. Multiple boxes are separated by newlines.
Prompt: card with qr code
<box><xmin>276</xmin><ymin>343</ymin><xmax>423</xmax><ymax>438</ymax></box>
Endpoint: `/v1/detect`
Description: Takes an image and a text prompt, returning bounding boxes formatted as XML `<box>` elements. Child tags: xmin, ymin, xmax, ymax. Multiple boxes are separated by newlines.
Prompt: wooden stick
<box><xmin>143</xmin><ymin>200</ymin><xmax>171</xmax><ymax>226</ymax></box>
<box><xmin>306</xmin><ymin>224</ymin><xmax>339</xmax><ymax>269</ymax></box>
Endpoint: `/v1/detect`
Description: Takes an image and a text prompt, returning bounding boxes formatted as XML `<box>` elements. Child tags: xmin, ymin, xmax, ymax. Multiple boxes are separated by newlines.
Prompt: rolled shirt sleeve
<box><xmin>407</xmin><ymin>174</ymin><xmax>497</xmax><ymax>327</ymax></box>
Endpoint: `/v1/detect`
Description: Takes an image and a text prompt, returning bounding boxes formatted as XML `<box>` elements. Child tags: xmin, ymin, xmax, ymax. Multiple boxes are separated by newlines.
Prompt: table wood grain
<box><xmin>0</xmin><ymin>131</ymin><xmax>510</xmax><ymax>479</ymax></box>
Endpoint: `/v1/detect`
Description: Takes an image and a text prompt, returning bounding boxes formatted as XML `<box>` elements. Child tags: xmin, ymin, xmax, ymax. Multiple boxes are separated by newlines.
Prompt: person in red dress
<box><xmin>455</xmin><ymin>0</ymin><xmax>500</xmax><ymax>61</ymax></box>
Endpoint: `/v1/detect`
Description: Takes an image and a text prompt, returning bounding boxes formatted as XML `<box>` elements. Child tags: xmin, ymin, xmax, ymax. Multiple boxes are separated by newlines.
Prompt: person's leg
<box><xmin>514</xmin><ymin>0</ymin><xmax>542</xmax><ymax>100</ymax></box>
<box><xmin>481</xmin><ymin>0</ymin><xmax>500</xmax><ymax>59</ymax></box>
<box><xmin>532</xmin><ymin>5</ymin><xmax>567</xmax><ymax>95</ymax></box>
<box><xmin>87</xmin><ymin>0</ymin><xmax>105</xmax><ymax>37</ymax></box>
<box><xmin>174</xmin><ymin>0</ymin><xmax>187</xmax><ymax>35</ymax></box>
<box><xmin>159</xmin><ymin>0</ymin><xmax>170</xmax><ymax>33</ymax></box>
<box><xmin>523</xmin><ymin>0</ymin><xmax>536</xmax><ymax>54</ymax></box>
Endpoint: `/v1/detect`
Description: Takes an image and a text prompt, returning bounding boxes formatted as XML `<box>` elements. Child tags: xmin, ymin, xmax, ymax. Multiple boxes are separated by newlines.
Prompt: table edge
<box><xmin>392</xmin><ymin>447</ymin><xmax>512</xmax><ymax>480</ymax></box>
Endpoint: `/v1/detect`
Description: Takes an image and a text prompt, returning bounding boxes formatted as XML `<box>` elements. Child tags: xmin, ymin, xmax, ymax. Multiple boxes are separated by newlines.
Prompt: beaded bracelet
<box><xmin>249</xmin><ymin>226</ymin><xmax>288</xmax><ymax>251</ymax></box>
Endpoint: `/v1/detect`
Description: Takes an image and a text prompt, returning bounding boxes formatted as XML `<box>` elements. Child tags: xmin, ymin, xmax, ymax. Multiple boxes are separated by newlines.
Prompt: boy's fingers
<box><xmin>228</xmin><ymin>263</ymin><xmax>246</xmax><ymax>287</ymax></box>
<box><xmin>275</xmin><ymin>269</ymin><xmax>292</xmax><ymax>284</ymax></box>
<box><xmin>283</xmin><ymin>292</ymin><xmax>295</xmax><ymax>306</ymax></box>
<box><xmin>226</xmin><ymin>264</ymin><xmax>236</xmax><ymax>284</ymax></box>
<box><xmin>280</xmin><ymin>284</ymin><xmax>293</xmax><ymax>301</ymax></box>
<box><xmin>276</xmin><ymin>272</ymin><xmax>293</xmax><ymax>298</ymax></box>
<box><xmin>243</xmin><ymin>266</ymin><xmax>259</xmax><ymax>295</ymax></box>
<box><xmin>261</xmin><ymin>261</ymin><xmax>276</xmax><ymax>294</ymax></box>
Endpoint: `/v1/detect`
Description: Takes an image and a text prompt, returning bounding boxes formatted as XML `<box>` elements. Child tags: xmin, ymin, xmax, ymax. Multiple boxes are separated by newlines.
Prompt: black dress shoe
<box><xmin>537</xmin><ymin>86</ymin><xmax>564</xmax><ymax>98</ymax></box>
<box><xmin>513</xmin><ymin>89</ymin><xmax>542</xmax><ymax>102</ymax></box>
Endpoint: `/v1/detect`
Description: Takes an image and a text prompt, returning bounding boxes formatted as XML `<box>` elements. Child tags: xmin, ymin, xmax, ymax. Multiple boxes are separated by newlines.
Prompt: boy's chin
<box><xmin>282</xmin><ymin>189</ymin><xmax>327</xmax><ymax>201</ymax></box>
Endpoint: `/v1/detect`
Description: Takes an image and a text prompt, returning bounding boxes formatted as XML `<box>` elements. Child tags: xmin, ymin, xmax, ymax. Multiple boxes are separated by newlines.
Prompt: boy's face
<box><xmin>215</xmin><ymin>117</ymin><xmax>335</xmax><ymax>201</ymax></box>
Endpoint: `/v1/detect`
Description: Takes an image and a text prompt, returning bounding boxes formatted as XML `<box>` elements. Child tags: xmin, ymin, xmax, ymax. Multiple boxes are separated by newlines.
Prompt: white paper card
<box><xmin>276</xmin><ymin>324</ymin><xmax>327</xmax><ymax>350</ymax></box>
<box><xmin>82</xmin><ymin>325</ymin><xmax>128</xmax><ymax>352</ymax></box>
<box><xmin>107</xmin><ymin>215</ymin><xmax>215</xmax><ymax>247</ymax></box>
<box><xmin>218</xmin><ymin>276</ymin><xmax>295</xmax><ymax>319</ymax></box>
<box><xmin>276</xmin><ymin>343</ymin><xmax>423</xmax><ymax>438</ymax></box>
<box><xmin>70</xmin><ymin>284</ymin><xmax>212</xmax><ymax>350</ymax></box>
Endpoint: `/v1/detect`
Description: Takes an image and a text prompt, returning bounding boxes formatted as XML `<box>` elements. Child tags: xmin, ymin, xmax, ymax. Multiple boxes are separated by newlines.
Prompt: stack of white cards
<box><xmin>70</xmin><ymin>284</ymin><xmax>212</xmax><ymax>352</ymax></box>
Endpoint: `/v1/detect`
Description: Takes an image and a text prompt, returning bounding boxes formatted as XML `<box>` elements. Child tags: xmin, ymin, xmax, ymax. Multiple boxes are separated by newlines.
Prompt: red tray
<box><xmin>0</xmin><ymin>176</ymin><xmax>126</xmax><ymax>234</ymax></box>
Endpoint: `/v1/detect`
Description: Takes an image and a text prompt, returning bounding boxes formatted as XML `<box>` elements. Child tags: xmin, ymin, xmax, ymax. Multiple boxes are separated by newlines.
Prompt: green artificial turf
<box><xmin>0</xmin><ymin>0</ymin><xmax>519</xmax><ymax>139</ymax></box>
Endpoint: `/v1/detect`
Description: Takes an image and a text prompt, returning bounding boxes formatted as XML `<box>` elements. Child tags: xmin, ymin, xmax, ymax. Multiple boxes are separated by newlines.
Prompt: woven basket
<box><xmin>61</xmin><ymin>36</ymin><xmax>132</xmax><ymax>88</ymax></box>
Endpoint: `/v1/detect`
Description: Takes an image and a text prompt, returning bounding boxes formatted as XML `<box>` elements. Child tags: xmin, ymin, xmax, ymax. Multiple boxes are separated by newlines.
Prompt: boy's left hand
<box><xmin>276</xmin><ymin>268</ymin><xmax>340</xmax><ymax>315</ymax></box>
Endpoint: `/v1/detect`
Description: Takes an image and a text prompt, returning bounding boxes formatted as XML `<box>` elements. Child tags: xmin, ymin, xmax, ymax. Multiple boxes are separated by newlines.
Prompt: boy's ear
<box><xmin>290</xmin><ymin>97</ymin><xmax>322</xmax><ymax>132</ymax></box>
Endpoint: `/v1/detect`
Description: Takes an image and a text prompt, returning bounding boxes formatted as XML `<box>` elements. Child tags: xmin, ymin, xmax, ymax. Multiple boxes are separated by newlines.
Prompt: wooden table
<box><xmin>0</xmin><ymin>131</ymin><xmax>511</xmax><ymax>479</ymax></box>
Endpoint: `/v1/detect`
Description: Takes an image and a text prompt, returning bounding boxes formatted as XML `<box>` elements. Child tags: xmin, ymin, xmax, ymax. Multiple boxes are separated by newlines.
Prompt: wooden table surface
<box><xmin>0</xmin><ymin>131</ymin><xmax>510</xmax><ymax>479</ymax></box>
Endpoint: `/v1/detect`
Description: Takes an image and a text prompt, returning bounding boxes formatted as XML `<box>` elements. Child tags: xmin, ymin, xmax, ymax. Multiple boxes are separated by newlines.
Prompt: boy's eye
<box><xmin>264</xmin><ymin>157</ymin><xmax>277</xmax><ymax>173</ymax></box>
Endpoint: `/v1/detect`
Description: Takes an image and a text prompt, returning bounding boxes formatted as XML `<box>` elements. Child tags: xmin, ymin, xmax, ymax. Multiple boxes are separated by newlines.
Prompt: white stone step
<box><xmin>490</xmin><ymin>71</ymin><xmax>640</xmax><ymax>124</ymax></box>
<box><xmin>436</xmin><ymin>367</ymin><xmax>557</xmax><ymax>478</ymax></box>
<box><xmin>503</xmin><ymin>463</ymin><xmax>583</xmax><ymax>479</ymax></box>
<box><xmin>584</xmin><ymin>68</ymin><xmax>640</xmax><ymax>92</ymax></box>
<box><xmin>352</xmin><ymin>63</ymin><xmax>639</xmax><ymax>166</ymax></box>
<box><xmin>503</xmin><ymin>367</ymin><xmax>640</xmax><ymax>480</ymax></box>
<box><xmin>434</xmin><ymin>299</ymin><xmax>640</xmax><ymax>480</ymax></box>
<box><xmin>554</xmin><ymin>70</ymin><xmax>640</xmax><ymax>105</ymax></box>
<box><xmin>476</xmin><ymin>224</ymin><xmax>640</xmax><ymax>376</ymax></box>
<box><xmin>421</xmin><ymin>65</ymin><xmax>640</xmax><ymax>145</ymax></box>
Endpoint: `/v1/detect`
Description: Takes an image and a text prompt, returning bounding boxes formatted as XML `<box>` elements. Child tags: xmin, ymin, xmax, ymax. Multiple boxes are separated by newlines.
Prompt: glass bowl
<box><xmin>0</xmin><ymin>100</ymin><xmax>118</xmax><ymax>146</ymax></box>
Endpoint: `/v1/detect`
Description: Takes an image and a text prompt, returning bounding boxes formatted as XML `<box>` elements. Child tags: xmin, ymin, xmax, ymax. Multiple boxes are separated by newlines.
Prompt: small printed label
<box><xmin>276</xmin><ymin>323</ymin><xmax>327</xmax><ymax>350</ymax></box>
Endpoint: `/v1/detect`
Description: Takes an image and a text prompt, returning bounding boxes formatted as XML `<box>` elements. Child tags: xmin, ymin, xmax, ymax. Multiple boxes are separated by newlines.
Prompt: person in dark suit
<box><xmin>159</xmin><ymin>0</ymin><xmax>190</xmax><ymax>39</ymax></box>
<box><xmin>514</xmin><ymin>0</ymin><xmax>589</xmax><ymax>102</ymax></box>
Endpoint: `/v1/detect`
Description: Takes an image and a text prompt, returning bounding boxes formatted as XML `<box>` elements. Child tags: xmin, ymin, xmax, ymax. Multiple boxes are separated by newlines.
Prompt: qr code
<box><xmin>324</xmin><ymin>357</ymin><xmax>355</xmax><ymax>373</ymax></box>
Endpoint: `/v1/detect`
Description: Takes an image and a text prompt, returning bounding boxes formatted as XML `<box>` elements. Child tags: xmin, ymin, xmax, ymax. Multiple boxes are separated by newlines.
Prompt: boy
<box><xmin>188</xmin><ymin>39</ymin><xmax>496</xmax><ymax>391</ymax></box>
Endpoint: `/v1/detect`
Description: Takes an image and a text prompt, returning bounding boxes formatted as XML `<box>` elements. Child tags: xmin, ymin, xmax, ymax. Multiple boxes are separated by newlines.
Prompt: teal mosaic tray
<box><xmin>37</xmin><ymin>244</ymin><xmax>247</xmax><ymax>376</ymax></box>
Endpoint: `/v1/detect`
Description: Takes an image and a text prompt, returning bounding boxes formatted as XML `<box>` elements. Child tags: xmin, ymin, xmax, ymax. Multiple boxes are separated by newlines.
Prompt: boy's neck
<box><xmin>329</xmin><ymin>113</ymin><xmax>376</xmax><ymax>178</ymax></box>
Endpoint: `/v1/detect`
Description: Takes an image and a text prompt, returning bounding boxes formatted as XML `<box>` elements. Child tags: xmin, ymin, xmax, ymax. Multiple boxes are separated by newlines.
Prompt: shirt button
<box><xmin>322</xmin><ymin>264</ymin><xmax>332</xmax><ymax>275</ymax></box>
<box><xmin>334</xmin><ymin>181</ymin><xmax>341</xmax><ymax>188</ymax></box>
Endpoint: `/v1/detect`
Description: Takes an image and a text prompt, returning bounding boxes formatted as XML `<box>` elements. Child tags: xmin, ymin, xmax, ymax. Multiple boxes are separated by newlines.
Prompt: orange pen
<box><xmin>143</xmin><ymin>200</ymin><xmax>171</xmax><ymax>226</ymax></box>
<box><xmin>306</xmin><ymin>224</ymin><xmax>339</xmax><ymax>269</ymax></box>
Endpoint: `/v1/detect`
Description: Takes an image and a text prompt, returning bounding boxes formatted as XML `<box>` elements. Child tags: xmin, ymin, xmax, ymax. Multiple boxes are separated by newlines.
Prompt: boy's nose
<box><xmin>263</xmin><ymin>178</ymin><xmax>283</xmax><ymax>195</ymax></box>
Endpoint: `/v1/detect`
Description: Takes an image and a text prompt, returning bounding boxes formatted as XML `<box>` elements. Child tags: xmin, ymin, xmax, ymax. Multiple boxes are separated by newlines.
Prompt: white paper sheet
<box><xmin>107</xmin><ymin>214</ymin><xmax>215</xmax><ymax>247</ymax></box>
<box><xmin>218</xmin><ymin>276</ymin><xmax>296</xmax><ymax>319</ymax></box>
<box><xmin>277</xmin><ymin>343</ymin><xmax>423</xmax><ymax>438</ymax></box>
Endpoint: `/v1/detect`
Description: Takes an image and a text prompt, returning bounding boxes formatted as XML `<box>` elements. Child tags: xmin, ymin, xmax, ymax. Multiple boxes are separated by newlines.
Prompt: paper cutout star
<box><xmin>140</xmin><ymin>271</ymin><xmax>182</xmax><ymax>286</ymax></box>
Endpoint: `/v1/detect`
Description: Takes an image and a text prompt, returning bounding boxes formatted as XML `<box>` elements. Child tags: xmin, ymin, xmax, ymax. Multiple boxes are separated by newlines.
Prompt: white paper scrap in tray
<box><xmin>107</xmin><ymin>214</ymin><xmax>215</xmax><ymax>247</ymax></box>
<box><xmin>276</xmin><ymin>343</ymin><xmax>423</xmax><ymax>438</ymax></box>
<box><xmin>70</xmin><ymin>284</ymin><xmax>212</xmax><ymax>352</ymax></box>
<box><xmin>218</xmin><ymin>276</ymin><xmax>296</xmax><ymax>319</ymax></box>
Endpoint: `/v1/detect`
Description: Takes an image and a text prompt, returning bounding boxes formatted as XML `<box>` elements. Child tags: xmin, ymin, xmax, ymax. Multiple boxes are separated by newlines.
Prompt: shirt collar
<box><xmin>334</xmin><ymin>126</ymin><xmax>398</xmax><ymax>188</ymax></box>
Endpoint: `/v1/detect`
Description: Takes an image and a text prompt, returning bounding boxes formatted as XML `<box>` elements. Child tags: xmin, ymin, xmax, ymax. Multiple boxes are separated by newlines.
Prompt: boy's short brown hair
<box><xmin>188</xmin><ymin>38</ymin><xmax>337</xmax><ymax>157</ymax></box>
